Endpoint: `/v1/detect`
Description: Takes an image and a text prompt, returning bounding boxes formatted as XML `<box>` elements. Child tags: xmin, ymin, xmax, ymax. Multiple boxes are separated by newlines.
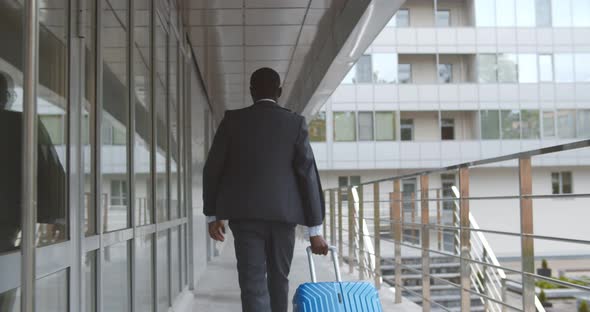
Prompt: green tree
<box><xmin>579</xmin><ymin>300</ymin><xmax>589</xmax><ymax>312</ymax></box>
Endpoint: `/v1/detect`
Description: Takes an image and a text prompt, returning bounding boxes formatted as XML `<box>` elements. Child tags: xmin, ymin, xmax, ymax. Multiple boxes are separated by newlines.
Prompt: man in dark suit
<box><xmin>203</xmin><ymin>67</ymin><xmax>328</xmax><ymax>312</ymax></box>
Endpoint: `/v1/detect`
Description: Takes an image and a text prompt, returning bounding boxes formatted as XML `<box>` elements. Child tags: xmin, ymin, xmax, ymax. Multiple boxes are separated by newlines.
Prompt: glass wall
<box><xmin>334</xmin><ymin>112</ymin><xmax>356</xmax><ymax>141</ymax></box>
<box><xmin>475</xmin><ymin>0</ymin><xmax>590</xmax><ymax>27</ymax></box>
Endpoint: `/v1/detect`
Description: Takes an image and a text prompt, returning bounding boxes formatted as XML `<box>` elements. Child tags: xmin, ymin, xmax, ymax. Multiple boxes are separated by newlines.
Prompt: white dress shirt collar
<box><xmin>255</xmin><ymin>98</ymin><xmax>277</xmax><ymax>104</ymax></box>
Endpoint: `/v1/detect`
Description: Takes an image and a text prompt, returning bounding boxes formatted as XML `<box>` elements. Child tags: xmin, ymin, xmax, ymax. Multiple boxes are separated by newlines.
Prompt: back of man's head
<box><xmin>250</xmin><ymin>67</ymin><xmax>282</xmax><ymax>101</ymax></box>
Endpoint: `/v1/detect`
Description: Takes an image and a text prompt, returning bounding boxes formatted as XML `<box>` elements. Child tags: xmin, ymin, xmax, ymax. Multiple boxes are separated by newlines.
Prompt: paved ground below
<box><xmin>192</xmin><ymin>230</ymin><xmax>420</xmax><ymax>311</ymax></box>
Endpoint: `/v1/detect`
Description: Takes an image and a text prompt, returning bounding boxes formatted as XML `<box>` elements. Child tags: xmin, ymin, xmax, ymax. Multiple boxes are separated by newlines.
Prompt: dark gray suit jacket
<box><xmin>203</xmin><ymin>100</ymin><xmax>325</xmax><ymax>227</ymax></box>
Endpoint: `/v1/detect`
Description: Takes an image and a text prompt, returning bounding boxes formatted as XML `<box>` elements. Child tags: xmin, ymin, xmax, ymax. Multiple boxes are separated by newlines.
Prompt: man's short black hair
<box><xmin>250</xmin><ymin>67</ymin><xmax>281</xmax><ymax>99</ymax></box>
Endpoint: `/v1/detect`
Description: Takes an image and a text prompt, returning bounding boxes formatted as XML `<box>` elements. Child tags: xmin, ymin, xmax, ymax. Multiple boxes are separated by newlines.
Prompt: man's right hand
<box><xmin>310</xmin><ymin>235</ymin><xmax>329</xmax><ymax>255</ymax></box>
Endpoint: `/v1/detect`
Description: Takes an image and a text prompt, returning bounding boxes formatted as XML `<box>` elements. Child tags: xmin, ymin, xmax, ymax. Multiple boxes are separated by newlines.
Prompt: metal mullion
<box><xmin>149</xmin><ymin>0</ymin><xmax>157</xmax><ymax>310</ymax></box>
<box><xmin>103</xmin><ymin>228</ymin><xmax>134</xmax><ymax>247</ymax></box>
<box><xmin>95</xmin><ymin>0</ymin><xmax>104</xmax><ymax>310</ymax></box>
<box><xmin>184</xmin><ymin>51</ymin><xmax>195</xmax><ymax>291</ymax></box>
<box><xmin>128</xmin><ymin>0</ymin><xmax>137</xmax><ymax>310</ymax></box>
<box><xmin>84</xmin><ymin>235</ymin><xmax>100</xmax><ymax>252</ymax></box>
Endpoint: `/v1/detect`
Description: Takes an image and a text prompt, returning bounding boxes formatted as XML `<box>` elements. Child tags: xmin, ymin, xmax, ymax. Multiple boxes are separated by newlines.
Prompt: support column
<box><xmin>421</xmin><ymin>175</ymin><xmax>430</xmax><ymax>312</ymax></box>
<box><xmin>348</xmin><ymin>187</ymin><xmax>354</xmax><ymax>274</ymax></box>
<box><xmin>338</xmin><ymin>188</ymin><xmax>343</xmax><ymax>266</ymax></box>
<box><xmin>374</xmin><ymin>182</ymin><xmax>381</xmax><ymax>289</ymax></box>
<box><xmin>459</xmin><ymin>167</ymin><xmax>471</xmax><ymax>312</ymax></box>
<box><xmin>330</xmin><ymin>190</ymin><xmax>336</xmax><ymax>246</ymax></box>
<box><xmin>519</xmin><ymin>158</ymin><xmax>535</xmax><ymax>312</ymax></box>
<box><xmin>358</xmin><ymin>185</ymin><xmax>365</xmax><ymax>280</ymax></box>
<box><xmin>393</xmin><ymin>180</ymin><xmax>402</xmax><ymax>304</ymax></box>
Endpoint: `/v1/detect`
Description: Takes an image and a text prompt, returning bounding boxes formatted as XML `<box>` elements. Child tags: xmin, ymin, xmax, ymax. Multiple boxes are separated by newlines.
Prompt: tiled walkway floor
<box><xmin>192</xmin><ymin>230</ymin><xmax>420</xmax><ymax>312</ymax></box>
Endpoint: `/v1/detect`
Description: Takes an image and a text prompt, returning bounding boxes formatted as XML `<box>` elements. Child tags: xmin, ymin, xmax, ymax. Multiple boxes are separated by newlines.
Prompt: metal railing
<box><xmin>322</xmin><ymin>140</ymin><xmax>590</xmax><ymax>312</ymax></box>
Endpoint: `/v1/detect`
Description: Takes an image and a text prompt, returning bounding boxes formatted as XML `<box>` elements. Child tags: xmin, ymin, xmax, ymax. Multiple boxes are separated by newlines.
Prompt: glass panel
<box><xmin>358</xmin><ymin>112</ymin><xmax>374</xmax><ymax>141</ymax></box>
<box><xmin>501</xmin><ymin>110</ymin><xmax>520</xmax><ymax>139</ymax></box>
<box><xmin>355</xmin><ymin>55</ymin><xmax>373</xmax><ymax>83</ymax></box>
<box><xmin>475</xmin><ymin>0</ymin><xmax>496</xmax><ymax>26</ymax></box>
<box><xmin>155</xmin><ymin>16</ymin><xmax>168</xmax><ymax>222</ymax></box>
<box><xmin>350</xmin><ymin>176</ymin><xmax>361</xmax><ymax>186</ymax></box>
<box><xmin>539</xmin><ymin>54</ymin><xmax>553</xmax><ymax>82</ymax></box>
<box><xmin>396</xmin><ymin>9</ymin><xmax>410</xmax><ymax>27</ymax></box>
<box><xmin>104</xmin><ymin>241</ymin><xmax>130</xmax><ymax>312</ymax></box>
<box><xmin>338</xmin><ymin>177</ymin><xmax>348</xmax><ymax>187</ymax></box>
<box><xmin>0</xmin><ymin>288</ymin><xmax>20</xmax><ymax>312</ymax></box>
<box><xmin>169</xmin><ymin>34</ymin><xmax>179</xmax><ymax>220</ymax></box>
<box><xmin>171</xmin><ymin>227</ymin><xmax>180</xmax><ymax>298</ymax></box>
<box><xmin>438</xmin><ymin>64</ymin><xmax>452</xmax><ymax>83</ymax></box>
<box><xmin>375</xmin><ymin>112</ymin><xmax>396</xmax><ymax>141</ymax></box>
<box><xmin>573</xmin><ymin>0</ymin><xmax>590</xmax><ymax>26</ymax></box>
<box><xmin>557</xmin><ymin>109</ymin><xmax>576</xmax><ymax>138</ymax></box>
<box><xmin>400</xmin><ymin>119</ymin><xmax>414</xmax><ymax>141</ymax></box>
<box><xmin>518</xmin><ymin>54</ymin><xmax>538</xmax><ymax>83</ymax></box>
<box><xmin>496</xmin><ymin>0</ymin><xmax>515</xmax><ymax>26</ymax></box>
<box><xmin>478</xmin><ymin>54</ymin><xmax>497</xmax><ymax>83</ymax></box>
<box><xmin>102</xmin><ymin>0</ymin><xmax>129</xmax><ymax>232</ymax></box>
<box><xmin>134</xmin><ymin>0</ymin><xmax>152</xmax><ymax>226</ymax></box>
<box><xmin>555</xmin><ymin>54</ymin><xmax>574</xmax><ymax>82</ymax></box>
<box><xmin>84</xmin><ymin>251</ymin><xmax>97</xmax><ymax>312</ymax></box>
<box><xmin>372</xmin><ymin>53</ymin><xmax>397</xmax><ymax>83</ymax></box>
<box><xmin>308</xmin><ymin>112</ymin><xmax>326</xmax><ymax>142</ymax></box>
<box><xmin>436</xmin><ymin>10</ymin><xmax>450</xmax><ymax>27</ymax></box>
<box><xmin>157</xmin><ymin>231</ymin><xmax>170</xmax><ymax>312</ymax></box>
<box><xmin>333</xmin><ymin>112</ymin><xmax>356</xmax><ymax>142</ymax></box>
<box><xmin>562</xmin><ymin>172</ymin><xmax>572</xmax><ymax>194</ymax></box>
<box><xmin>441</xmin><ymin>118</ymin><xmax>455</xmax><ymax>140</ymax></box>
<box><xmin>552</xmin><ymin>0</ymin><xmax>572</xmax><ymax>27</ymax></box>
<box><xmin>398</xmin><ymin>64</ymin><xmax>412</xmax><ymax>84</ymax></box>
<box><xmin>498</xmin><ymin>53</ymin><xmax>517</xmax><ymax>83</ymax></box>
<box><xmin>521</xmin><ymin>110</ymin><xmax>540</xmax><ymax>139</ymax></box>
<box><xmin>516</xmin><ymin>0</ymin><xmax>536</xmax><ymax>26</ymax></box>
<box><xmin>36</xmin><ymin>269</ymin><xmax>68</xmax><ymax>312</ymax></box>
<box><xmin>481</xmin><ymin>110</ymin><xmax>500</xmax><ymax>139</ymax></box>
<box><xmin>575</xmin><ymin>53</ymin><xmax>590</xmax><ymax>82</ymax></box>
<box><xmin>535</xmin><ymin>0</ymin><xmax>552</xmax><ymax>26</ymax></box>
<box><xmin>577</xmin><ymin>109</ymin><xmax>590</xmax><ymax>138</ymax></box>
<box><xmin>136</xmin><ymin>234</ymin><xmax>154</xmax><ymax>312</ymax></box>
<box><xmin>542</xmin><ymin>111</ymin><xmax>555</xmax><ymax>138</ymax></box>
<box><xmin>551</xmin><ymin>172</ymin><xmax>560</xmax><ymax>194</ymax></box>
<box><xmin>341</xmin><ymin>65</ymin><xmax>355</xmax><ymax>84</ymax></box>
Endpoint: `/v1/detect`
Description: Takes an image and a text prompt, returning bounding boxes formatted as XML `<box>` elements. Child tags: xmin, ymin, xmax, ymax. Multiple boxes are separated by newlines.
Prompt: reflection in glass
<box><xmin>438</xmin><ymin>64</ymin><xmax>452</xmax><ymax>83</ymax></box>
<box><xmin>573</xmin><ymin>0</ymin><xmax>590</xmax><ymax>26</ymax></box>
<box><xmin>358</xmin><ymin>112</ymin><xmax>374</xmax><ymax>141</ymax></box>
<box><xmin>521</xmin><ymin>110</ymin><xmax>540</xmax><ymax>139</ymax></box>
<box><xmin>539</xmin><ymin>54</ymin><xmax>553</xmax><ymax>82</ymax></box>
<box><xmin>557</xmin><ymin>110</ymin><xmax>576</xmax><ymax>138</ymax></box>
<box><xmin>481</xmin><ymin>110</ymin><xmax>500</xmax><ymax>139</ymax></box>
<box><xmin>436</xmin><ymin>10</ymin><xmax>451</xmax><ymax>27</ymax></box>
<box><xmin>102</xmin><ymin>0</ymin><xmax>129</xmax><ymax>232</ymax></box>
<box><xmin>375</xmin><ymin>112</ymin><xmax>396</xmax><ymax>141</ymax></box>
<box><xmin>372</xmin><ymin>53</ymin><xmax>397</xmax><ymax>83</ymax></box>
<box><xmin>535</xmin><ymin>0</ymin><xmax>552</xmax><ymax>26</ymax></box>
<box><xmin>552</xmin><ymin>0</ymin><xmax>572</xmax><ymax>27</ymax></box>
<box><xmin>134</xmin><ymin>0</ymin><xmax>152</xmax><ymax>226</ymax></box>
<box><xmin>36</xmin><ymin>269</ymin><xmax>68</xmax><ymax>312</ymax></box>
<box><xmin>516</xmin><ymin>0</ymin><xmax>536</xmax><ymax>26</ymax></box>
<box><xmin>496</xmin><ymin>0</ymin><xmax>515</xmax><ymax>26</ymax></box>
<box><xmin>0</xmin><ymin>288</ymin><xmax>20</xmax><ymax>312</ymax></box>
<box><xmin>155</xmin><ymin>15</ymin><xmax>169</xmax><ymax>222</ymax></box>
<box><xmin>171</xmin><ymin>227</ymin><xmax>180</xmax><ymax>299</ymax></box>
<box><xmin>355</xmin><ymin>55</ymin><xmax>373</xmax><ymax>83</ymax></box>
<box><xmin>475</xmin><ymin>0</ymin><xmax>495</xmax><ymax>26</ymax></box>
<box><xmin>395</xmin><ymin>9</ymin><xmax>410</xmax><ymax>27</ymax></box>
<box><xmin>157</xmin><ymin>231</ymin><xmax>170</xmax><ymax>312</ymax></box>
<box><xmin>498</xmin><ymin>54</ymin><xmax>517</xmax><ymax>83</ymax></box>
<box><xmin>84</xmin><ymin>0</ymin><xmax>96</xmax><ymax>236</ymax></box>
<box><xmin>103</xmin><ymin>241</ymin><xmax>130</xmax><ymax>312</ymax></box>
<box><xmin>400</xmin><ymin>119</ymin><xmax>414</xmax><ymax>141</ymax></box>
<box><xmin>84</xmin><ymin>251</ymin><xmax>96</xmax><ymax>312</ymax></box>
<box><xmin>543</xmin><ymin>111</ymin><xmax>555</xmax><ymax>138</ymax></box>
<box><xmin>308</xmin><ymin>112</ymin><xmax>326</xmax><ymax>142</ymax></box>
<box><xmin>136</xmin><ymin>234</ymin><xmax>154</xmax><ymax>312</ymax></box>
<box><xmin>501</xmin><ymin>110</ymin><xmax>520</xmax><ymax>139</ymax></box>
<box><xmin>554</xmin><ymin>54</ymin><xmax>574</xmax><ymax>82</ymax></box>
<box><xmin>169</xmin><ymin>33</ymin><xmax>179</xmax><ymax>220</ymax></box>
<box><xmin>575</xmin><ymin>54</ymin><xmax>590</xmax><ymax>82</ymax></box>
<box><xmin>577</xmin><ymin>110</ymin><xmax>590</xmax><ymax>138</ymax></box>
<box><xmin>398</xmin><ymin>64</ymin><xmax>412</xmax><ymax>84</ymax></box>
<box><xmin>518</xmin><ymin>54</ymin><xmax>538</xmax><ymax>83</ymax></box>
<box><xmin>478</xmin><ymin>54</ymin><xmax>497</xmax><ymax>83</ymax></box>
<box><xmin>333</xmin><ymin>112</ymin><xmax>356</xmax><ymax>142</ymax></box>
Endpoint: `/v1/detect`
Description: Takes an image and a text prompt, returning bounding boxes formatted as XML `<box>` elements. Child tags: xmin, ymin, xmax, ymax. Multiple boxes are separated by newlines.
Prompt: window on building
<box><xmin>342</xmin><ymin>65</ymin><xmax>356</xmax><ymax>84</ymax></box>
<box><xmin>478</xmin><ymin>54</ymin><xmax>497</xmax><ymax>83</ymax></box>
<box><xmin>516</xmin><ymin>0</ymin><xmax>536</xmax><ymax>26</ymax></box>
<box><xmin>40</xmin><ymin>115</ymin><xmax>66</xmax><ymax>145</ymax></box>
<box><xmin>438</xmin><ymin>64</ymin><xmax>452</xmax><ymax>83</ymax></box>
<box><xmin>552</xmin><ymin>172</ymin><xmax>573</xmax><ymax>194</ymax></box>
<box><xmin>539</xmin><ymin>54</ymin><xmax>554</xmax><ymax>82</ymax></box>
<box><xmin>334</xmin><ymin>112</ymin><xmax>356</xmax><ymax>141</ymax></box>
<box><xmin>358</xmin><ymin>112</ymin><xmax>374</xmax><ymax>141</ymax></box>
<box><xmin>501</xmin><ymin>110</ymin><xmax>521</xmax><ymax>139</ymax></box>
<box><xmin>441</xmin><ymin>118</ymin><xmax>455</xmax><ymax>140</ymax></box>
<box><xmin>518</xmin><ymin>54</ymin><xmax>538</xmax><ymax>83</ymax></box>
<box><xmin>339</xmin><ymin>176</ymin><xmax>361</xmax><ymax>201</ymax></box>
<box><xmin>396</xmin><ymin>9</ymin><xmax>410</xmax><ymax>27</ymax></box>
<box><xmin>543</xmin><ymin>111</ymin><xmax>556</xmax><ymax>138</ymax></box>
<box><xmin>111</xmin><ymin>180</ymin><xmax>128</xmax><ymax>206</ymax></box>
<box><xmin>403</xmin><ymin>229</ymin><xmax>420</xmax><ymax>245</ymax></box>
<box><xmin>575</xmin><ymin>54</ymin><xmax>590</xmax><ymax>82</ymax></box>
<box><xmin>375</xmin><ymin>112</ymin><xmax>396</xmax><ymax>141</ymax></box>
<box><xmin>372</xmin><ymin>53</ymin><xmax>397</xmax><ymax>83</ymax></box>
<box><xmin>576</xmin><ymin>109</ymin><xmax>590</xmax><ymax>138</ymax></box>
<box><xmin>536</xmin><ymin>0</ymin><xmax>552</xmax><ymax>26</ymax></box>
<box><xmin>498</xmin><ymin>53</ymin><xmax>518</xmax><ymax>83</ymax></box>
<box><xmin>555</xmin><ymin>54</ymin><xmax>574</xmax><ymax>82</ymax></box>
<box><xmin>402</xmin><ymin>178</ymin><xmax>417</xmax><ymax>212</ymax></box>
<box><xmin>481</xmin><ymin>110</ymin><xmax>500</xmax><ymax>139</ymax></box>
<box><xmin>441</xmin><ymin>174</ymin><xmax>456</xmax><ymax>211</ymax></box>
<box><xmin>557</xmin><ymin>110</ymin><xmax>576</xmax><ymax>138</ymax></box>
<box><xmin>309</xmin><ymin>112</ymin><xmax>326</xmax><ymax>142</ymax></box>
<box><xmin>436</xmin><ymin>10</ymin><xmax>451</xmax><ymax>27</ymax></box>
<box><xmin>573</xmin><ymin>0</ymin><xmax>590</xmax><ymax>27</ymax></box>
<box><xmin>521</xmin><ymin>110</ymin><xmax>540</xmax><ymax>139</ymax></box>
<box><xmin>496</xmin><ymin>0</ymin><xmax>516</xmax><ymax>26</ymax></box>
<box><xmin>398</xmin><ymin>64</ymin><xmax>412</xmax><ymax>84</ymax></box>
<box><xmin>355</xmin><ymin>55</ymin><xmax>373</xmax><ymax>83</ymax></box>
<box><xmin>475</xmin><ymin>0</ymin><xmax>496</xmax><ymax>26</ymax></box>
<box><xmin>552</xmin><ymin>0</ymin><xmax>572</xmax><ymax>27</ymax></box>
<box><xmin>400</xmin><ymin>119</ymin><xmax>414</xmax><ymax>141</ymax></box>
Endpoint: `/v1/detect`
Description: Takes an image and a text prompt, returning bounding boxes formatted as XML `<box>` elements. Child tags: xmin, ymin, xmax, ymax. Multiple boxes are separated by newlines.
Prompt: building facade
<box><xmin>310</xmin><ymin>0</ymin><xmax>590</xmax><ymax>258</ymax></box>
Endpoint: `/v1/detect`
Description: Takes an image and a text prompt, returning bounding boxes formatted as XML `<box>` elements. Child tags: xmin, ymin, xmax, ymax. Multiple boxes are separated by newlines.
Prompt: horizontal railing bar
<box><xmin>326</xmin><ymin>140</ymin><xmax>590</xmax><ymax>189</ymax></box>
<box><xmin>395</xmin><ymin>284</ymin><xmax>453</xmax><ymax>312</ymax></box>
<box><xmin>524</xmin><ymin>271</ymin><xmax>590</xmax><ymax>292</ymax></box>
<box><xmin>349</xmin><ymin>193</ymin><xmax>590</xmax><ymax>204</ymax></box>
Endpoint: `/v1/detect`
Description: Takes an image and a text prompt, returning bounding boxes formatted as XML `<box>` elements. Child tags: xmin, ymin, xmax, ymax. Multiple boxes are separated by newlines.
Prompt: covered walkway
<box><xmin>192</xmin><ymin>230</ymin><xmax>420</xmax><ymax>312</ymax></box>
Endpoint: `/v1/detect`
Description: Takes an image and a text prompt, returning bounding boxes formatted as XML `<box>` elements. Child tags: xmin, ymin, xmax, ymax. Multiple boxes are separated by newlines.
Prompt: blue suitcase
<box><xmin>293</xmin><ymin>246</ymin><xmax>383</xmax><ymax>312</ymax></box>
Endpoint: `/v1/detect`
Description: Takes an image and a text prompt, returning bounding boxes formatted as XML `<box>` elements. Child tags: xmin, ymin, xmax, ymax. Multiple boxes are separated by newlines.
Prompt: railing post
<box><xmin>348</xmin><ymin>186</ymin><xmax>354</xmax><ymax>274</ymax></box>
<box><xmin>323</xmin><ymin>191</ymin><xmax>328</xmax><ymax>238</ymax></box>
<box><xmin>436</xmin><ymin>189</ymin><xmax>441</xmax><ymax>251</ymax></box>
<box><xmin>519</xmin><ymin>157</ymin><xmax>535</xmax><ymax>312</ymax></box>
<box><xmin>374</xmin><ymin>182</ymin><xmax>381</xmax><ymax>289</ymax></box>
<box><xmin>338</xmin><ymin>188</ymin><xmax>343</xmax><ymax>267</ymax></box>
<box><xmin>393</xmin><ymin>180</ymin><xmax>402</xmax><ymax>304</ymax></box>
<box><xmin>358</xmin><ymin>185</ymin><xmax>365</xmax><ymax>280</ymax></box>
<box><xmin>420</xmin><ymin>175</ymin><xmax>431</xmax><ymax>312</ymax></box>
<box><xmin>330</xmin><ymin>190</ymin><xmax>336</xmax><ymax>246</ymax></box>
<box><xmin>459</xmin><ymin>167</ymin><xmax>471</xmax><ymax>312</ymax></box>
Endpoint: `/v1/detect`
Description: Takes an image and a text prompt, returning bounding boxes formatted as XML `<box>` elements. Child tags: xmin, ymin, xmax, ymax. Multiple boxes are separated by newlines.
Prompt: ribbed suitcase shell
<box><xmin>293</xmin><ymin>281</ymin><xmax>383</xmax><ymax>312</ymax></box>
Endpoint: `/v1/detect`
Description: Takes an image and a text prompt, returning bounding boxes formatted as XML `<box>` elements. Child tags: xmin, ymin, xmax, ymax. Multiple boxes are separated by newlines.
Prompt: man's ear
<box><xmin>277</xmin><ymin>87</ymin><xmax>282</xmax><ymax>99</ymax></box>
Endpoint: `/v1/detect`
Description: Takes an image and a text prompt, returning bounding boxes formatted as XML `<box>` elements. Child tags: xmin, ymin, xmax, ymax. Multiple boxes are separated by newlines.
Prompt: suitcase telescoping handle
<box><xmin>306</xmin><ymin>245</ymin><xmax>342</xmax><ymax>283</ymax></box>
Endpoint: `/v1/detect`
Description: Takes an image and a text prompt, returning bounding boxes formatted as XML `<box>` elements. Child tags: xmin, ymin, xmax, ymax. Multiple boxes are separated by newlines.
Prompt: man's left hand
<box><xmin>208</xmin><ymin>220</ymin><xmax>226</xmax><ymax>242</ymax></box>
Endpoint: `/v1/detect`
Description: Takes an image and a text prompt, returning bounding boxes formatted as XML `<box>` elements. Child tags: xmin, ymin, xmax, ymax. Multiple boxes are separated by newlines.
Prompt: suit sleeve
<box><xmin>203</xmin><ymin>112</ymin><xmax>231</xmax><ymax>217</ymax></box>
<box><xmin>293</xmin><ymin>116</ymin><xmax>325</xmax><ymax>227</ymax></box>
